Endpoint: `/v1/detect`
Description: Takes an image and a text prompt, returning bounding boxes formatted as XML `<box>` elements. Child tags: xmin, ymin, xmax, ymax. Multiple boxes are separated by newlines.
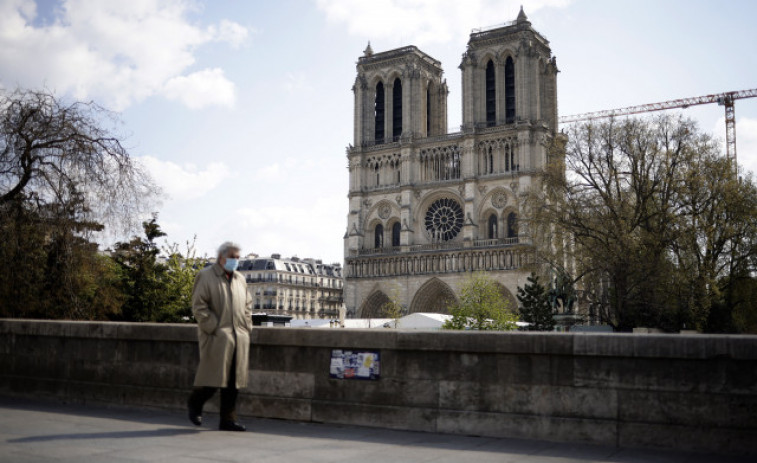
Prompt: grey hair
<box><xmin>217</xmin><ymin>241</ymin><xmax>242</xmax><ymax>258</ymax></box>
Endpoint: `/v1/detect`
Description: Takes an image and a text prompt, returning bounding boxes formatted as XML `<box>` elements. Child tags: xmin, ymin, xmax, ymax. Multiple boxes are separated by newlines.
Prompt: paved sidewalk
<box><xmin>0</xmin><ymin>397</ymin><xmax>750</xmax><ymax>463</ymax></box>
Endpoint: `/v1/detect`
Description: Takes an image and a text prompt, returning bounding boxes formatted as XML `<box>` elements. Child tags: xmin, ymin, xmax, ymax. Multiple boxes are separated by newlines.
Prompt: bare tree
<box><xmin>0</xmin><ymin>88</ymin><xmax>159</xmax><ymax>237</ymax></box>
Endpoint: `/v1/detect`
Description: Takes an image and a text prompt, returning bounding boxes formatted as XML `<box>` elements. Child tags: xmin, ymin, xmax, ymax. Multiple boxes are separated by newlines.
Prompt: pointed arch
<box><xmin>410</xmin><ymin>278</ymin><xmax>458</xmax><ymax>314</ymax></box>
<box><xmin>360</xmin><ymin>290</ymin><xmax>392</xmax><ymax>318</ymax></box>
<box><xmin>392</xmin><ymin>77</ymin><xmax>402</xmax><ymax>139</ymax></box>
<box><xmin>375</xmin><ymin>81</ymin><xmax>385</xmax><ymax>143</ymax></box>
<box><xmin>505</xmin><ymin>56</ymin><xmax>515</xmax><ymax>124</ymax></box>
<box><xmin>485</xmin><ymin>59</ymin><xmax>496</xmax><ymax>126</ymax></box>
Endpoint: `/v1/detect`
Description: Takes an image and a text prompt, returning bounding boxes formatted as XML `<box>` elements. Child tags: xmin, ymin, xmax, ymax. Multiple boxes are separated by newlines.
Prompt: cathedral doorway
<box><xmin>359</xmin><ymin>290</ymin><xmax>392</xmax><ymax>318</ymax></box>
<box><xmin>409</xmin><ymin>278</ymin><xmax>458</xmax><ymax>314</ymax></box>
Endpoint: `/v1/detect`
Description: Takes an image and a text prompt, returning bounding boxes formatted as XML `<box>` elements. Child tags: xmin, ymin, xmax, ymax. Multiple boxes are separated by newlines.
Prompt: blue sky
<box><xmin>2</xmin><ymin>0</ymin><xmax>756</xmax><ymax>263</ymax></box>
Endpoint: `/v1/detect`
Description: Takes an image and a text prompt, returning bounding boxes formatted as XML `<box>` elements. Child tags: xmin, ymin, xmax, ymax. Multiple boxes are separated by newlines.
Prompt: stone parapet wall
<box><xmin>1</xmin><ymin>319</ymin><xmax>755</xmax><ymax>455</ymax></box>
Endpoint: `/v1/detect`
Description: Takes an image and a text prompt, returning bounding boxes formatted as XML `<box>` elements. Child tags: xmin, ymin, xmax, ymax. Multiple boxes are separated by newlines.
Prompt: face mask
<box><xmin>223</xmin><ymin>258</ymin><xmax>239</xmax><ymax>273</ymax></box>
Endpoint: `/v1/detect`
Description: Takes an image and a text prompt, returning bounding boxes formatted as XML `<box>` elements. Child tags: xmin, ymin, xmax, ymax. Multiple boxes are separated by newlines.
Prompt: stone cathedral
<box><xmin>343</xmin><ymin>8</ymin><xmax>559</xmax><ymax>317</ymax></box>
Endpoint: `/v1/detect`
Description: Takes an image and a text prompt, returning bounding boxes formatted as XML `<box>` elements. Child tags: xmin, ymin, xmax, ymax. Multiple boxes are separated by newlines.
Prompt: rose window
<box><xmin>425</xmin><ymin>198</ymin><xmax>464</xmax><ymax>241</ymax></box>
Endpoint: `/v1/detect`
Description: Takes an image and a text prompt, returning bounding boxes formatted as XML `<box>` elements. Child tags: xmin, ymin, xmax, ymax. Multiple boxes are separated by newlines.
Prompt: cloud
<box><xmin>138</xmin><ymin>156</ymin><xmax>233</xmax><ymax>201</ymax></box>
<box><xmin>233</xmin><ymin>195</ymin><xmax>345</xmax><ymax>262</ymax></box>
<box><xmin>316</xmin><ymin>0</ymin><xmax>571</xmax><ymax>45</ymax></box>
<box><xmin>0</xmin><ymin>0</ymin><xmax>249</xmax><ymax>110</ymax></box>
<box><xmin>730</xmin><ymin>117</ymin><xmax>757</xmax><ymax>177</ymax></box>
<box><xmin>163</xmin><ymin>68</ymin><xmax>236</xmax><ymax>109</ymax></box>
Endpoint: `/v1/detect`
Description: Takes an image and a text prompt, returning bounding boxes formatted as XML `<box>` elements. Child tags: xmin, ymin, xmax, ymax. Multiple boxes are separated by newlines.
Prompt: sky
<box><xmin>1</xmin><ymin>0</ymin><xmax>756</xmax><ymax>264</ymax></box>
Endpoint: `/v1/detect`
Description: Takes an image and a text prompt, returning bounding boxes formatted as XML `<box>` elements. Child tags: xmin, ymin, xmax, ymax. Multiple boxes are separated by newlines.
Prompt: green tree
<box><xmin>0</xmin><ymin>88</ymin><xmax>158</xmax><ymax>320</ymax></box>
<box><xmin>443</xmin><ymin>273</ymin><xmax>518</xmax><ymax>331</ymax></box>
<box><xmin>380</xmin><ymin>285</ymin><xmax>405</xmax><ymax>328</ymax></box>
<box><xmin>160</xmin><ymin>238</ymin><xmax>202</xmax><ymax>323</ymax></box>
<box><xmin>517</xmin><ymin>273</ymin><xmax>554</xmax><ymax>331</ymax></box>
<box><xmin>112</xmin><ymin>217</ymin><xmax>168</xmax><ymax>322</ymax></box>
<box><xmin>529</xmin><ymin>115</ymin><xmax>757</xmax><ymax>332</ymax></box>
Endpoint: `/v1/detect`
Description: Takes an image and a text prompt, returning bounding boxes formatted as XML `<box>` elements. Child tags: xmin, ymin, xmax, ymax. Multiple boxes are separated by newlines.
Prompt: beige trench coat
<box><xmin>192</xmin><ymin>263</ymin><xmax>252</xmax><ymax>388</ymax></box>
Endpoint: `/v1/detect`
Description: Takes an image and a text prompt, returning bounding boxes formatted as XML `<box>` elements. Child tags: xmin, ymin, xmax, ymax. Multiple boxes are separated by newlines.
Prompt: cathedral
<box><xmin>343</xmin><ymin>8</ymin><xmax>559</xmax><ymax>317</ymax></box>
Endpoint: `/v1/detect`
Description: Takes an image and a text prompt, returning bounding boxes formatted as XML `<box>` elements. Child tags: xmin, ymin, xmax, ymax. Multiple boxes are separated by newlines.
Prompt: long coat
<box><xmin>191</xmin><ymin>263</ymin><xmax>252</xmax><ymax>388</ymax></box>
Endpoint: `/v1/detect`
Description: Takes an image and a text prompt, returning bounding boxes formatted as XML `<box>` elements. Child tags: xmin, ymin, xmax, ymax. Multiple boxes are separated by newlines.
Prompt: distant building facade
<box><xmin>238</xmin><ymin>254</ymin><xmax>343</xmax><ymax>320</ymax></box>
<box><xmin>343</xmin><ymin>8</ymin><xmax>559</xmax><ymax>317</ymax></box>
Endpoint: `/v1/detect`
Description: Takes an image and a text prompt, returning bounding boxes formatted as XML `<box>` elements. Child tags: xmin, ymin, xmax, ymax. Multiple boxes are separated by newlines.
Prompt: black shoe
<box><xmin>219</xmin><ymin>420</ymin><xmax>246</xmax><ymax>432</ymax></box>
<box><xmin>187</xmin><ymin>401</ymin><xmax>202</xmax><ymax>426</ymax></box>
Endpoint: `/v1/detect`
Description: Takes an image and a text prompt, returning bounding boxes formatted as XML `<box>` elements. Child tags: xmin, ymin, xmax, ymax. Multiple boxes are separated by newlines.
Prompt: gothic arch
<box><xmin>410</xmin><ymin>278</ymin><xmax>458</xmax><ymax>314</ymax></box>
<box><xmin>491</xmin><ymin>280</ymin><xmax>518</xmax><ymax>311</ymax></box>
<box><xmin>360</xmin><ymin>290</ymin><xmax>391</xmax><ymax>318</ymax></box>
<box><xmin>479</xmin><ymin>187</ymin><xmax>514</xmax><ymax>217</ymax></box>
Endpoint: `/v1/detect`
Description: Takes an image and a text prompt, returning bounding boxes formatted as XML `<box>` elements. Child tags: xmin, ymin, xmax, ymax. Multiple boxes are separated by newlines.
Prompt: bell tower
<box><xmin>344</xmin><ymin>8</ymin><xmax>558</xmax><ymax>319</ymax></box>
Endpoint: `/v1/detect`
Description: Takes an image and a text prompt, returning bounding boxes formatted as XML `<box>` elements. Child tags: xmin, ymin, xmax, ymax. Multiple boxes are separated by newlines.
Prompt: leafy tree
<box><xmin>160</xmin><ymin>238</ymin><xmax>202</xmax><ymax>323</ymax></box>
<box><xmin>443</xmin><ymin>273</ymin><xmax>518</xmax><ymax>331</ymax></box>
<box><xmin>112</xmin><ymin>217</ymin><xmax>168</xmax><ymax>322</ymax></box>
<box><xmin>529</xmin><ymin>115</ymin><xmax>757</xmax><ymax>332</ymax></box>
<box><xmin>0</xmin><ymin>88</ymin><xmax>158</xmax><ymax>320</ymax></box>
<box><xmin>517</xmin><ymin>273</ymin><xmax>554</xmax><ymax>331</ymax></box>
<box><xmin>380</xmin><ymin>285</ymin><xmax>405</xmax><ymax>328</ymax></box>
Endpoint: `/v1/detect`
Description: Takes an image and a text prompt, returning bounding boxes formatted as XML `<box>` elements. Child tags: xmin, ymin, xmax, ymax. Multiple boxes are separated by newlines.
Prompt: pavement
<box><xmin>0</xmin><ymin>396</ymin><xmax>751</xmax><ymax>463</ymax></box>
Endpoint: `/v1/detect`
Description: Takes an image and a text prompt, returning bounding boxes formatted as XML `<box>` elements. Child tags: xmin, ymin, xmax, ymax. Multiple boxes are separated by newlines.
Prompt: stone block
<box><xmin>241</xmin><ymin>395</ymin><xmax>311</xmax><ymax>421</ymax></box>
<box><xmin>439</xmin><ymin>381</ymin><xmax>616</xmax><ymax>419</ymax></box>
<box><xmin>312</xmin><ymin>400</ymin><xmax>437</xmax><ymax>433</ymax></box>
<box><xmin>250</xmin><ymin>370</ymin><xmax>314</xmax><ymax>399</ymax></box>
<box><xmin>573</xmin><ymin>357</ymin><xmax>730</xmax><ymax>393</ymax></box>
<box><xmin>619</xmin><ymin>422</ymin><xmax>757</xmax><ymax>456</ymax></box>
<box><xmin>618</xmin><ymin>390</ymin><xmax>757</xmax><ymax>428</ymax></box>
<box><xmin>314</xmin><ymin>376</ymin><xmax>438</xmax><ymax>408</ymax></box>
<box><xmin>497</xmin><ymin>354</ymin><xmax>574</xmax><ymax>386</ymax></box>
<box><xmin>436</xmin><ymin>410</ymin><xmax>616</xmax><ymax>446</ymax></box>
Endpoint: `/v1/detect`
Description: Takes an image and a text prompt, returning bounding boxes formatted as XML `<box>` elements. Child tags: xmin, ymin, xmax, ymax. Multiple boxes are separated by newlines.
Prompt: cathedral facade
<box><xmin>343</xmin><ymin>8</ymin><xmax>559</xmax><ymax>317</ymax></box>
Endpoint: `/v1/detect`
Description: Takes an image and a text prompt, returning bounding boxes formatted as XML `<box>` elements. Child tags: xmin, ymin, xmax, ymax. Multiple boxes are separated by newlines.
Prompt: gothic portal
<box><xmin>343</xmin><ymin>8</ymin><xmax>558</xmax><ymax>317</ymax></box>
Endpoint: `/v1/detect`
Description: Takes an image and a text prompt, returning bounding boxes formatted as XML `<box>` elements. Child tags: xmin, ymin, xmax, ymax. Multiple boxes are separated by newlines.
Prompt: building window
<box><xmin>505</xmin><ymin>57</ymin><xmax>515</xmax><ymax>124</ymax></box>
<box><xmin>392</xmin><ymin>78</ymin><xmax>402</xmax><ymax>140</ymax></box>
<box><xmin>488</xmin><ymin>214</ymin><xmax>498</xmax><ymax>239</ymax></box>
<box><xmin>507</xmin><ymin>212</ymin><xmax>518</xmax><ymax>238</ymax></box>
<box><xmin>374</xmin><ymin>223</ymin><xmax>384</xmax><ymax>248</ymax></box>
<box><xmin>426</xmin><ymin>86</ymin><xmax>431</xmax><ymax>135</ymax></box>
<box><xmin>375</xmin><ymin>82</ymin><xmax>385</xmax><ymax>143</ymax></box>
<box><xmin>392</xmin><ymin>222</ymin><xmax>401</xmax><ymax>247</ymax></box>
<box><xmin>485</xmin><ymin>60</ymin><xmax>496</xmax><ymax>127</ymax></box>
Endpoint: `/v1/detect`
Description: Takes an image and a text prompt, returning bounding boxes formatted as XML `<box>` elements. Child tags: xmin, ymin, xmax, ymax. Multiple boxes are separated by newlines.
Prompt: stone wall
<box><xmin>1</xmin><ymin>319</ymin><xmax>755</xmax><ymax>455</ymax></box>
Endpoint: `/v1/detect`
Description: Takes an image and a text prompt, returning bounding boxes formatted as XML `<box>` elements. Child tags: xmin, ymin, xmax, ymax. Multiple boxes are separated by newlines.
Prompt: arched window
<box><xmin>488</xmin><ymin>214</ymin><xmax>498</xmax><ymax>239</ymax></box>
<box><xmin>485</xmin><ymin>60</ymin><xmax>496</xmax><ymax>126</ymax></box>
<box><xmin>392</xmin><ymin>78</ymin><xmax>402</xmax><ymax>139</ymax></box>
<box><xmin>374</xmin><ymin>224</ymin><xmax>384</xmax><ymax>248</ymax></box>
<box><xmin>392</xmin><ymin>222</ymin><xmax>401</xmax><ymax>247</ymax></box>
<box><xmin>375</xmin><ymin>82</ymin><xmax>385</xmax><ymax>143</ymax></box>
<box><xmin>507</xmin><ymin>212</ymin><xmax>518</xmax><ymax>238</ymax></box>
<box><xmin>374</xmin><ymin>163</ymin><xmax>380</xmax><ymax>186</ymax></box>
<box><xmin>488</xmin><ymin>146</ymin><xmax>494</xmax><ymax>174</ymax></box>
<box><xmin>505</xmin><ymin>57</ymin><xmax>515</xmax><ymax>124</ymax></box>
<box><xmin>426</xmin><ymin>86</ymin><xmax>432</xmax><ymax>135</ymax></box>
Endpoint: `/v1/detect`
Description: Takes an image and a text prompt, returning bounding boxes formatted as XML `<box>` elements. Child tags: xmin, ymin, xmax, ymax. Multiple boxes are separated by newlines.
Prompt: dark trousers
<box><xmin>188</xmin><ymin>351</ymin><xmax>239</xmax><ymax>422</ymax></box>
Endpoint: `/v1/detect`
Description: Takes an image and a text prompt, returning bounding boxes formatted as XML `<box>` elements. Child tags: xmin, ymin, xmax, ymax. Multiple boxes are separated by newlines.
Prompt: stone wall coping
<box><xmin>2</xmin><ymin>319</ymin><xmax>756</xmax><ymax>359</ymax></box>
<box><xmin>0</xmin><ymin>319</ymin><xmax>196</xmax><ymax>342</ymax></box>
<box><xmin>251</xmin><ymin>327</ymin><xmax>757</xmax><ymax>359</ymax></box>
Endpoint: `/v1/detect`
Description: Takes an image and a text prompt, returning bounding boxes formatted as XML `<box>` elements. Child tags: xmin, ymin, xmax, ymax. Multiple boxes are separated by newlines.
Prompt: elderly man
<box><xmin>187</xmin><ymin>241</ymin><xmax>252</xmax><ymax>431</ymax></box>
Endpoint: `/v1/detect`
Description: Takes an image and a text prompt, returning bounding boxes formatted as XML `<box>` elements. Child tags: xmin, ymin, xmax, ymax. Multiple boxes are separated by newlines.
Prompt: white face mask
<box><xmin>223</xmin><ymin>258</ymin><xmax>239</xmax><ymax>272</ymax></box>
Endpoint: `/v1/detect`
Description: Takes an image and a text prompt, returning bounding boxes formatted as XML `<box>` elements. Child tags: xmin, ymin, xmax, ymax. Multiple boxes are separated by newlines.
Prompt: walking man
<box><xmin>187</xmin><ymin>241</ymin><xmax>252</xmax><ymax>431</ymax></box>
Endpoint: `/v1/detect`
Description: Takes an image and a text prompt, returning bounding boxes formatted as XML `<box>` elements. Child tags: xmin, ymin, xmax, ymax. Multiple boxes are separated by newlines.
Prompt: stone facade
<box><xmin>344</xmin><ymin>9</ymin><xmax>559</xmax><ymax>317</ymax></box>
<box><xmin>238</xmin><ymin>255</ymin><xmax>343</xmax><ymax>320</ymax></box>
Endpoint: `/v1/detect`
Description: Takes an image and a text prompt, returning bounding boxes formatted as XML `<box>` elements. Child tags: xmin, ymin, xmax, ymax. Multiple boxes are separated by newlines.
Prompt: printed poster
<box><xmin>330</xmin><ymin>349</ymin><xmax>380</xmax><ymax>380</ymax></box>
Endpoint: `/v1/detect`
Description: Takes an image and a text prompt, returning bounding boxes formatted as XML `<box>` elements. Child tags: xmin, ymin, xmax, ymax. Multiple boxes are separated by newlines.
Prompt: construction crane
<box><xmin>559</xmin><ymin>88</ymin><xmax>757</xmax><ymax>163</ymax></box>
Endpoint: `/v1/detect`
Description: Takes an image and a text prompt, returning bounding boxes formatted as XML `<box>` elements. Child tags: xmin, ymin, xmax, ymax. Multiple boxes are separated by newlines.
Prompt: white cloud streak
<box><xmin>138</xmin><ymin>156</ymin><xmax>234</xmax><ymax>201</ymax></box>
<box><xmin>316</xmin><ymin>0</ymin><xmax>571</xmax><ymax>46</ymax></box>
<box><xmin>0</xmin><ymin>0</ymin><xmax>248</xmax><ymax>110</ymax></box>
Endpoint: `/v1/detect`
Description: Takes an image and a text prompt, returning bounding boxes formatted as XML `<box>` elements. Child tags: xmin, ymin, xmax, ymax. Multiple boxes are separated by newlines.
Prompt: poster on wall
<box><xmin>330</xmin><ymin>349</ymin><xmax>380</xmax><ymax>380</ymax></box>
